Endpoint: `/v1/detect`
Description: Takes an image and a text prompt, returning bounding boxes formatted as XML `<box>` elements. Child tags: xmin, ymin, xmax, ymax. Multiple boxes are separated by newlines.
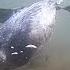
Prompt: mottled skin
<box><xmin>0</xmin><ymin>0</ymin><xmax>63</xmax><ymax>70</ymax></box>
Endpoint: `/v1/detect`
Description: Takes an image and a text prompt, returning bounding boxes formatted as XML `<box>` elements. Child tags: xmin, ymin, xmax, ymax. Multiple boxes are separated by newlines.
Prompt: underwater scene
<box><xmin>0</xmin><ymin>0</ymin><xmax>70</xmax><ymax>70</ymax></box>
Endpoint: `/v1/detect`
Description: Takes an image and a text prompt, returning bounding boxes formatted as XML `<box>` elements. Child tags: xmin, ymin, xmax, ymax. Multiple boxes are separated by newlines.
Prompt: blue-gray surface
<box><xmin>0</xmin><ymin>0</ymin><xmax>70</xmax><ymax>70</ymax></box>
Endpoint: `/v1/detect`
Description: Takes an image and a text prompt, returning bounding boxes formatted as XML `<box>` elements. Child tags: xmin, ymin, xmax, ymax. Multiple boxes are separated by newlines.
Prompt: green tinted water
<box><xmin>0</xmin><ymin>0</ymin><xmax>70</xmax><ymax>70</ymax></box>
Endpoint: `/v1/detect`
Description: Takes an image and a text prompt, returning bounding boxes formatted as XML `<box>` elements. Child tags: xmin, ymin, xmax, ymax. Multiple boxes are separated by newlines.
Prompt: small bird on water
<box><xmin>0</xmin><ymin>0</ymin><xmax>64</xmax><ymax>69</ymax></box>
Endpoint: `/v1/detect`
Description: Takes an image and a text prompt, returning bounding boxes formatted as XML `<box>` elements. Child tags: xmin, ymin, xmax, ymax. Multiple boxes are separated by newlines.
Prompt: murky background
<box><xmin>0</xmin><ymin>0</ymin><xmax>70</xmax><ymax>70</ymax></box>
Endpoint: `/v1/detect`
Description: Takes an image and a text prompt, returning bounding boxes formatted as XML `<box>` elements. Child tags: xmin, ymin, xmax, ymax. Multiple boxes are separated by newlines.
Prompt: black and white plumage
<box><xmin>0</xmin><ymin>0</ymin><xmax>63</xmax><ymax>69</ymax></box>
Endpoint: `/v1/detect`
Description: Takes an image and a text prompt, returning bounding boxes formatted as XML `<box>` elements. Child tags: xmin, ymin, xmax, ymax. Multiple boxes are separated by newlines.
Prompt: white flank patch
<box><xmin>20</xmin><ymin>51</ymin><xmax>23</xmax><ymax>53</ymax></box>
<box><xmin>11</xmin><ymin>46</ymin><xmax>14</xmax><ymax>49</ymax></box>
<box><xmin>25</xmin><ymin>45</ymin><xmax>37</xmax><ymax>48</ymax></box>
<box><xmin>11</xmin><ymin>52</ymin><xmax>18</xmax><ymax>55</ymax></box>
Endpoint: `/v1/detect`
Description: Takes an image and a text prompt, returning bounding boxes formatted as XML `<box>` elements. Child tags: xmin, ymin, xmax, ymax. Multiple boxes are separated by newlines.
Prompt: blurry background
<box><xmin>0</xmin><ymin>0</ymin><xmax>70</xmax><ymax>70</ymax></box>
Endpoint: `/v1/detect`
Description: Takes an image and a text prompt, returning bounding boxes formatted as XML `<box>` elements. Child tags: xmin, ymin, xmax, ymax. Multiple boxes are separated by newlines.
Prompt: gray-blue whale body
<box><xmin>0</xmin><ymin>9</ymin><xmax>39</xmax><ymax>70</ymax></box>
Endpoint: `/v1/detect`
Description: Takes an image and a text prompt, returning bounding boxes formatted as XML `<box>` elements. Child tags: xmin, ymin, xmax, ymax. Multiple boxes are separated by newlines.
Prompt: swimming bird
<box><xmin>0</xmin><ymin>0</ymin><xmax>64</xmax><ymax>69</ymax></box>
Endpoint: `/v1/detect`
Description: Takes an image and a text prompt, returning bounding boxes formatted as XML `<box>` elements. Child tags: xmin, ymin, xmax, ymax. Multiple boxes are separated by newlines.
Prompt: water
<box><xmin>0</xmin><ymin>0</ymin><xmax>70</xmax><ymax>70</ymax></box>
<box><xmin>46</xmin><ymin>9</ymin><xmax>70</xmax><ymax>70</ymax></box>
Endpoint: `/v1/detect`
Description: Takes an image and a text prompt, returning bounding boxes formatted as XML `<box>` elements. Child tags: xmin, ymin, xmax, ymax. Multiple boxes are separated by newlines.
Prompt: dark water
<box><xmin>0</xmin><ymin>0</ymin><xmax>70</xmax><ymax>70</ymax></box>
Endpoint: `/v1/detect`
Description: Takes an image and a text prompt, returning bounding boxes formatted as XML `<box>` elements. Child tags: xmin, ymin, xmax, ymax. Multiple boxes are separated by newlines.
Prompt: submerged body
<box><xmin>0</xmin><ymin>0</ymin><xmax>62</xmax><ymax>69</ymax></box>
